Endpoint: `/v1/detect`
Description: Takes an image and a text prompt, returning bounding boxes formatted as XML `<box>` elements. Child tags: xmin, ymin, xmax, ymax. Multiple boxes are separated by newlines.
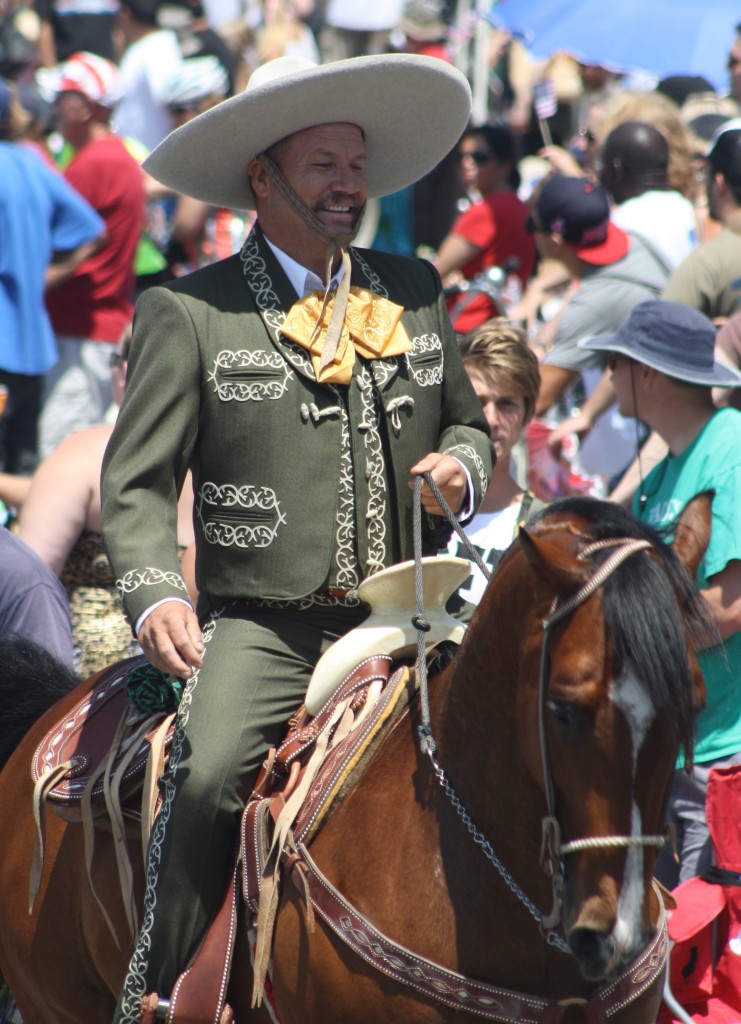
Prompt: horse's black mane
<box><xmin>0</xmin><ymin>635</ymin><xmax>79</xmax><ymax>771</ymax></box>
<box><xmin>529</xmin><ymin>496</ymin><xmax>714</xmax><ymax>761</ymax></box>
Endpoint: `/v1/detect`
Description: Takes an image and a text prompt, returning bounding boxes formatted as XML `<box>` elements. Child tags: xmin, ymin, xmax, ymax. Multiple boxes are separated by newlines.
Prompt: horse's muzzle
<box><xmin>567</xmin><ymin>923</ymin><xmax>641</xmax><ymax>983</ymax></box>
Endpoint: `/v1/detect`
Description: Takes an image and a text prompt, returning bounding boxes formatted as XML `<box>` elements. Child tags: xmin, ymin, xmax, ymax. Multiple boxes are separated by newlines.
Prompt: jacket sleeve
<box><xmin>426</xmin><ymin>261</ymin><xmax>492</xmax><ymax>519</ymax></box>
<box><xmin>101</xmin><ymin>285</ymin><xmax>200</xmax><ymax>629</ymax></box>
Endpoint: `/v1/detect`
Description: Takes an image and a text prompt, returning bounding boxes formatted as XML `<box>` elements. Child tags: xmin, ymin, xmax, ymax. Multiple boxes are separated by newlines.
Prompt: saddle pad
<box><xmin>242</xmin><ymin>656</ymin><xmax>415</xmax><ymax>911</ymax></box>
<box><xmin>31</xmin><ymin>655</ymin><xmax>174</xmax><ymax>805</ymax></box>
<box><xmin>293</xmin><ymin>663</ymin><xmax>413</xmax><ymax>844</ymax></box>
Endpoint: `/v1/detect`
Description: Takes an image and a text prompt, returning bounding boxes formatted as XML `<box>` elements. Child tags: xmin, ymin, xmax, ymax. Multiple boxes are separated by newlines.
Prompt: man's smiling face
<box><xmin>251</xmin><ymin>122</ymin><xmax>368</xmax><ymax>268</ymax></box>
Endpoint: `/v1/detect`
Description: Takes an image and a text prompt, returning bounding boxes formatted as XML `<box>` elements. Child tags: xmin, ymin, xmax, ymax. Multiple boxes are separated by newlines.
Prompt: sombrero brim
<box><xmin>580</xmin><ymin>333</ymin><xmax>741</xmax><ymax>387</ymax></box>
<box><xmin>143</xmin><ymin>53</ymin><xmax>472</xmax><ymax>211</ymax></box>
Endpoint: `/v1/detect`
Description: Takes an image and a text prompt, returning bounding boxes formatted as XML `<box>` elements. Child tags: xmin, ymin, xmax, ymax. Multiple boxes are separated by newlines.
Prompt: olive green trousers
<box><xmin>113</xmin><ymin>599</ymin><xmax>367</xmax><ymax>1023</ymax></box>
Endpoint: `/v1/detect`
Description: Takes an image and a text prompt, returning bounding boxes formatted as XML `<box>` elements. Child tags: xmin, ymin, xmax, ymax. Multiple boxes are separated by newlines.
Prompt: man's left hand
<box><xmin>409</xmin><ymin>452</ymin><xmax>467</xmax><ymax>517</ymax></box>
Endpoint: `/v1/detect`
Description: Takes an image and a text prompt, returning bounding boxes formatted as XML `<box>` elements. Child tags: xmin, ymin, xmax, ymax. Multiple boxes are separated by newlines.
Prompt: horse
<box><xmin>0</xmin><ymin>494</ymin><xmax>713</xmax><ymax>1024</ymax></box>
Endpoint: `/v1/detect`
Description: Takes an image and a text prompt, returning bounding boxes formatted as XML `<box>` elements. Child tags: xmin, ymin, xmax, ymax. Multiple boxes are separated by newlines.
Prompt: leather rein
<box><xmin>412</xmin><ymin>477</ymin><xmax>665</xmax><ymax>945</ymax></box>
<box><xmin>272</xmin><ymin>484</ymin><xmax>671</xmax><ymax>1021</ymax></box>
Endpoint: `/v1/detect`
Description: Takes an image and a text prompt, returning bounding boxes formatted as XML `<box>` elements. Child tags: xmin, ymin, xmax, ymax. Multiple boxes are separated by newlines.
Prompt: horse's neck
<box><xmin>433</xmin><ymin>622</ymin><xmax>546</xmax><ymax>859</ymax></box>
<box><xmin>422</xmin><ymin>661</ymin><xmax>575</xmax><ymax>987</ymax></box>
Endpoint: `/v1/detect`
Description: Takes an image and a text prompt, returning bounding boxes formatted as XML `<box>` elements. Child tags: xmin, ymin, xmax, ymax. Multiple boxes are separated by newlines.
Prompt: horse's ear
<box><xmin>518</xmin><ymin>527</ymin><xmax>586</xmax><ymax>594</ymax></box>
<box><xmin>672</xmin><ymin>490</ymin><xmax>713</xmax><ymax>579</ymax></box>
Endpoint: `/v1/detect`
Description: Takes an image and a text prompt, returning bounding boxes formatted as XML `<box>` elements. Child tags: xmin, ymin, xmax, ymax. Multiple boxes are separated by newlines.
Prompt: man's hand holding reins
<box><xmin>138</xmin><ymin>600</ymin><xmax>204</xmax><ymax>679</ymax></box>
<box><xmin>409</xmin><ymin>452</ymin><xmax>467</xmax><ymax>516</ymax></box>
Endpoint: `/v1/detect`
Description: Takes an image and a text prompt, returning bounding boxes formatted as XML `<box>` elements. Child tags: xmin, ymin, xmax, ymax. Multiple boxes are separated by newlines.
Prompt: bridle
<box><xmin>536</xmin><ymin>536</ymin><xmax>667</xmax><ymax>930</ymax></box>
<box><xmin>412</xmin><ymin>477</ymin><xmax>666</xmax><ymax>947</ymax></box>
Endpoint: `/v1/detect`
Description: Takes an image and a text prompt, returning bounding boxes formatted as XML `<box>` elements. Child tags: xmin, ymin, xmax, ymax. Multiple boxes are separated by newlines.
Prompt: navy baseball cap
<box><xmin>580</xmin><ymin>300</ymin><xmax>741</xmax><ymax>387</ymax></box>
<box><xmin>530</xmin><ymin>174</ymin><xmax>629</xmax><ymax>265</ymax></box>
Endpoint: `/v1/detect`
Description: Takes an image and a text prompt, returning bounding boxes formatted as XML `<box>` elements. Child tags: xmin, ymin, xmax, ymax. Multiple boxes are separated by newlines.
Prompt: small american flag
<box><xmin>534</xmin><ymin>80</ymin><xmax>557</xmax><ymax>120</ymax></box>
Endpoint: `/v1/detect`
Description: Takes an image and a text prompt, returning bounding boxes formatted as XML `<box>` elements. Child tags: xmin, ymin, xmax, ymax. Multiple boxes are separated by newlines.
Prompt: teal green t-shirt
<box><xmin>632</xmin><ymin>407</ymin><xmax>741</xmax><ymax>763</ymax></box>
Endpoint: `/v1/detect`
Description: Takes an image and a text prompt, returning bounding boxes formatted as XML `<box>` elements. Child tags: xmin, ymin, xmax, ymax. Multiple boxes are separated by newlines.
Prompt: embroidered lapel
<box><xmin>240</xmin><ymin>226</ymin><xmax>317</xmax><ymax>383</ymax></box>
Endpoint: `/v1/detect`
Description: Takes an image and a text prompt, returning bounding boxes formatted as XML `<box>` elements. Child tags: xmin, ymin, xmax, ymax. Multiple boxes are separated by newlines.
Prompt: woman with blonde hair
<box><xmin>540</xmin><ymin>88</ymin><xmax>698</xmax><ymax>202</ymax></box>
<box><xmin>599</xmin><ymin>90</ymin><xmax>697</xmax><ymax>200</ymax></box>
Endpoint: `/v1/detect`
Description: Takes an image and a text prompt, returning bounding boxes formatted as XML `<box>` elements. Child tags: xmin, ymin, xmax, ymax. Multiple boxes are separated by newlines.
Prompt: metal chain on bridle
<box><xmin>536</xmin><ymin>536</ymin><xmax>667</xmax><ymax>927</ymax></box>
<box><xmin>410</xmin><ymin>476</ymin><xmax>665</xmax><ymax>948</ymax></box>
<box><xmin>411</xmin><ymin>473</ymin><xmax>491</xmax><ymax>752</ymax></box>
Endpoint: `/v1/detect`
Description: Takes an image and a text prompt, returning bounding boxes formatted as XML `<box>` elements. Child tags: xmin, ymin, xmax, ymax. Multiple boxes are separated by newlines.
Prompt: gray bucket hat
<box><xmin>579</xmin><ymin>299</ymin><xmax>741</xmax><ymax>387</ymax></box>
<box><xmin>143</xmin><ymin>53</ymin><xmax>472</xmax><ymax>211</ymax></box>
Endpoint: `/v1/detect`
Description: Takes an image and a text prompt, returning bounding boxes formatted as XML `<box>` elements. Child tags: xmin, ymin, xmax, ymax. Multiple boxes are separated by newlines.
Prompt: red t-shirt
<box><xmin>447</xmin><ymin>191</ymin><xmax>536</xmax><ymax>334</ymax></box>
<box><xmin>46</xmin><ymin>134</ymin><xmax>145</xmax><ymax>342</ymax></box>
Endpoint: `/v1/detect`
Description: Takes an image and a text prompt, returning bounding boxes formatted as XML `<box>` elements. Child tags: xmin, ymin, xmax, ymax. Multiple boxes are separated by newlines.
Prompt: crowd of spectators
<box><xmin>1</xmin><ymin>0</ymin><xmax>741</xmax><ymax>924</ymax></box>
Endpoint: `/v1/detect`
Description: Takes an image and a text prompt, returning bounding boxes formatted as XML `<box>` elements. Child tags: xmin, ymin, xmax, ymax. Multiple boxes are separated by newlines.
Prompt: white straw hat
<box><xmin>143</xmin><ymin>53</ymin><xmax>472</xmax><ymax>210</ymax></box>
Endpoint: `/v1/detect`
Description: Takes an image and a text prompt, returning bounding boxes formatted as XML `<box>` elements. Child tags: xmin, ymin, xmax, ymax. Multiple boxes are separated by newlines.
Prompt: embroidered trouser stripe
<box><xmin>113</xmin><ymin>600</ymin><xmax>366</xmax><ymax>1022</ymax></box>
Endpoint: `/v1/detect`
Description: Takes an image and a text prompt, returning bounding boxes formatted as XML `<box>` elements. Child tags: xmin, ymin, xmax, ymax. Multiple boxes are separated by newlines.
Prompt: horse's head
<box><xmin>515</xmin><ymin>493</ymin><xmax>711</xmax><ymax>982</ymax></box>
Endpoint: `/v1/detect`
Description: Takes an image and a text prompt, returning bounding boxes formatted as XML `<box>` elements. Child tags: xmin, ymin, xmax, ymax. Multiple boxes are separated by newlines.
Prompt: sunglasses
<box><xmin>110</xmin><ymin>351</ymin><xmax>128</xmax><ymax>369</ymax></box>
<box><xmin>458</xmin><ymin>149</ymin><xmax>494</xmax><ymax>165</ymax></box>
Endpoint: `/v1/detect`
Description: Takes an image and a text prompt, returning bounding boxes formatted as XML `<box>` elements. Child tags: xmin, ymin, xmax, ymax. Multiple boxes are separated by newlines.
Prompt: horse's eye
<box><xmin>547</xmin><ymin>699</ymin><xmax>574</xmax><ymax>726</ymax></box>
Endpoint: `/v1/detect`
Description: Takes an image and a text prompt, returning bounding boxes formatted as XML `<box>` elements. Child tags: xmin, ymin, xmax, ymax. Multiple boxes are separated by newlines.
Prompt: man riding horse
<box><xmin>100</xmin><ymin>53</ymin><xmax>492</xmax><ymax>1022</ymax></box>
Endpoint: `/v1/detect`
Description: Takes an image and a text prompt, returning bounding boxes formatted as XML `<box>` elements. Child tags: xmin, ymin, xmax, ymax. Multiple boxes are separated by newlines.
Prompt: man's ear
<box><xmin>712</xmin><ymin>171</ymin><xmax>729</xmax><ymax>198</ymax></box>
<box><xmin>248</xmin><ymin>157</ymin><xmax>270</xmax><ymax>200</ymax></box>
<box><xmin>637</xmin><ymin>363</ymin><xmax>661</xmax><ymax>392</ymax></box>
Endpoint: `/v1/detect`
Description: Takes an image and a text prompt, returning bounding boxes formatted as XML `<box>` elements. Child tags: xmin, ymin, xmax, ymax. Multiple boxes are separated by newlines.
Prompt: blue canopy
<box><xmin>487</xmin><ymin>0</ymin><xmax>738</xmax><ymax>93</ymax></box>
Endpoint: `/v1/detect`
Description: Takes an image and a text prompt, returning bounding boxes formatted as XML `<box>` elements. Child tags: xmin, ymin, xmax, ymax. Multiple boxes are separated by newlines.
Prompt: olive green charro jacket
<box><xmin>101</xmin><ymin>226</ymin><xmax>492</xmax><ymax>629</ymax></box>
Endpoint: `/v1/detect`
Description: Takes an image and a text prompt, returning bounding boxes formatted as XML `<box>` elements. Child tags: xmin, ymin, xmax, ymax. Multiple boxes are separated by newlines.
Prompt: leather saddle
<box><xmin>30</xmin><ymin>558</ymin><xmax>469</xmax><ymax>1023</ymax></box>
<box><xmin>30</xmin><ymin>644</ymin><xmax>438</xmax><ymax>1024</ymax></box>
<box><xmin>32</xmin><ymin>655</ymin><xmax>174</xmax><ymax>823</ymax></box>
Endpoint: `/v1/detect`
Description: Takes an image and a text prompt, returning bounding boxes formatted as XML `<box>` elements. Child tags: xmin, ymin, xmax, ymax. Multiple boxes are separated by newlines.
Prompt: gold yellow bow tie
<box><xmin>281</xmin><ymin>286</ymin><xmax>412</xmax><ymax>385</ymax></box>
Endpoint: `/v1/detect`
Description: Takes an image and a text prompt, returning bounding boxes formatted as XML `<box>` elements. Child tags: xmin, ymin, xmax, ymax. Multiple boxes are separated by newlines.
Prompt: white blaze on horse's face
<box><xmin>611</xmin><ymin>667</ymin><xmax>655</xmax><ymax>776</ymax></box>
<box><xmin>609</xmin><ymin>668</ymin><xmax>656</xmax><ymax>955</ymax></box>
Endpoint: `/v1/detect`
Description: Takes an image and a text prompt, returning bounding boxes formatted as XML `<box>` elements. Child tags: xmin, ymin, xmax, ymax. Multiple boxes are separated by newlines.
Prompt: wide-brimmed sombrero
<box><xmin>143</xmin><ymin>53</ymin><xmax>472</xmax><ymax>211</ymax></box>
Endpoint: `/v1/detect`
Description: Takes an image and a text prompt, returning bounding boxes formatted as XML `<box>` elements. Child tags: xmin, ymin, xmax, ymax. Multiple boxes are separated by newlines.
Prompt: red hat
<box><xmin>532</xmin><ymin>174</ymin><xmax>629</xmax><ymax>265</ymax></box>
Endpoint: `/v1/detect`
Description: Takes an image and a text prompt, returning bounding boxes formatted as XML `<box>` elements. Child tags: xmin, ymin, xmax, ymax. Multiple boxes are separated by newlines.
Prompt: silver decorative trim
<box><xmin>208</xmin><ymin>349</ymin><xmax>292</xmax><ymax>402</ymax></box>
<box><xmin>248</xmin><ymin>592</ymin><xmax>362</xmax><ymax>610</ymax></box>
<box><xmin>116</xmin><ymin>568</ymin><xmax>187</xmax><ymax>598</ymax></box>
<box><xmin>358</xmin><ymin>363</ymin><xmax>388</xmax><ymax>577</ymax></box>
<box><xmin>240</xmin><ymin>231</ymin><xmax>315</xmax><ymax>377</ymax></box>
<box><xmin>368</xmin><ymin>357</ymin><xmax>399</xmax><ymax>388</ymax></box>
<box><xmin>334</xmin><ymin>401</ymin><xmax>360</xmax><ymax>592</ymax></box>
<box><xmin>445</xmin><ymin>443</ymin><xmax>490</xmax><ymax>496</ymax></box>
<box><xmin>352</xmin><ymin>248</ymin><xmax>389</xmax><ymax>298</ymax></box>
<box><xmin>116</xmin><ymin>613</ymin><xmax>220</xmax><ymax>1023</ymax></box>
<box><xmin>407</xmin><ymin>333</ymin><xmax>443</xmax><ymax>387</ymax></box>
<box><xmin>196</xmin><ymin>482</ymin><xmax>286</xmax><ymax>549</ymax></box>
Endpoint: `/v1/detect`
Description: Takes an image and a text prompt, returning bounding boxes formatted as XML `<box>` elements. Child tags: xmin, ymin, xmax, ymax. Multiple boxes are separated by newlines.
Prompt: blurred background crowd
<box><xmin>2</xmin><ymin>7</ymin><xmax>741</xmax><ymax>1020</ymax></box>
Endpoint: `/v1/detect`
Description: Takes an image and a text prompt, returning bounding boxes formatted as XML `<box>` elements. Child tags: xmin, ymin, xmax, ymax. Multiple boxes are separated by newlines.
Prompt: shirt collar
<box><xmin>262</xmin><ymin>232</ymin><xmax>346</xmax><ymax>297</ymax></box>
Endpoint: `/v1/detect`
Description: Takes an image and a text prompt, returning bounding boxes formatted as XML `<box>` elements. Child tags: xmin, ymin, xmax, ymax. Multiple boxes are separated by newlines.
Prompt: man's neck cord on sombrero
<box><xmin>257</xmin><ymin>151</ymin><xmax>361</xmax><ymax>375</ymax></box>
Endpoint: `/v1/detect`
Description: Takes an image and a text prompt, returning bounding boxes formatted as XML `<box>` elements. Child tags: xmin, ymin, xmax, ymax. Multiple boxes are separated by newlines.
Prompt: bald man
<box><xmin>541</xmin><ymin>121</ymin><xmax>698</xmax><ymax>479</ymax></box>
<box><xmin>600</xmin><ymin>120</ymin><xmax>697</xmax><ymax>269</ymax></box>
